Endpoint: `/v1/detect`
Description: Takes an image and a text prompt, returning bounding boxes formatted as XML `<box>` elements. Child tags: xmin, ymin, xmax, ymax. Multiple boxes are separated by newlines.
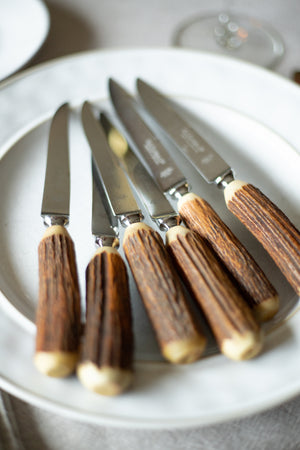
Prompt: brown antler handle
<box><xmin>77</xmin><ymin>247</ymin><xmax>133</xmax><ymax>396</ymax></box>
<box><xmin>166</xmin><ymin>226</ymin><xmax>263</xmax><ymax>360</ymax></box>
<box><xmin>178</xmin><ymin>193</ymin><xmax>278</xmax><ymax>322</ymax></box>
<box><xmin>35</xmin><ymin>225</ymin><xmax>81</xmax><ymax>377</ymax></box>
<box><xmin>225</xmin><ymin>180</ymin><xmax>300</xmax><ymax>295</ymax></box>
<box><xmin>123</xmin><ymin>222</ymin><xmax>206</xmax><ymax>364</ymax></box>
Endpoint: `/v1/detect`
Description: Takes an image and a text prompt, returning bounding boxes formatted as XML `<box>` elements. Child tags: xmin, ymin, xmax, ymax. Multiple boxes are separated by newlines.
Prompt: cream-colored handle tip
<box><xmin>123</xmin><ymin>222</ymin><xmax>152</xmax><ymax>241</ymax></box>
<box><xmin>253</xmin><ymin>295</ymin><xmax>279</xmax><ymax>323</ymax></box>
<box><xmin>41</xmin><ymin>225</ymin><xmax>71</xmax><ymax>240</ymax></box>
<box><xmin>221</xmin><ymin>330</ymin><xmax>263</xmax><ymax>361</ymax></box>
<box><xmin>34</xmin><ymin>351</ymin><xmax>78</xmax><ymax>377</ymax></box>
<box><xmin>165</xmin><ymin>225</ymin><xmax>189</xmax><ymax>245</ymax></box>
<box><xmin>224</xmin><ymin>180</ymin><xmax>247</xmax><ymax>205</ymax></box>
<box><xmin>162</xmin><ymin>336</ymin><xmax>206</xmax><ymax>364</ymax></box>
<box><xmin>177</xmin><ymin>192</ymin><xmax>199</xmax><ymax>210</ymax></box>
<box><xmin>77</xmin><ymin>363</ymin><xmax>133</xmax><ymax>396</ymax></box>
<box><xmin>93</xmin><ymin>246</ymin><xmax>119</xmax><ymax>256</ymax></box>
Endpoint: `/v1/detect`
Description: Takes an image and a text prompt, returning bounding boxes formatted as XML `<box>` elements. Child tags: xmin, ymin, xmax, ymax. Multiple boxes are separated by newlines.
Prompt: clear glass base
<box><xmin>172</xmin><ymin>13</ymin><xmax>285</xmax><ymax>68</ymax></box>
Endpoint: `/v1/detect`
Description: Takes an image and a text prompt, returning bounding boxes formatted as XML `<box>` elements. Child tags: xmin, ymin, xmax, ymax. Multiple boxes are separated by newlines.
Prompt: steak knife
<box><xmin>35</xmin><ymin>104</ymin><xmax>81</xmax><ymax>378</ymax></box>
<box><xmin>109</xmin><ymin>79</ymin><xmax>279</xmax><ymax>323</ymax></box>
<box><xmin>100</xmin><ymin>112</ymin><xmax>263</xmax><ymax>361</ymax></box>
<box><xmin>81</xmin><ymin>101</ymin><xmax>206</xmax><ymax>365</ymax></box>
<box><xmin>137</xmin><ymin>79</ymin><xmax>300</xmax><ymax>296</ymax></box>
<box><xmin>77</xmin><ymin>164</ymin><xmax>134</xmax><ymax>395</ymax></box>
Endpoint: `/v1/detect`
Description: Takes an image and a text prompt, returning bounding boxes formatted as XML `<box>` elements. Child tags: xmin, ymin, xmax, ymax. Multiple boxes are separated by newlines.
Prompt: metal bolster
<box><xmin>42</xmin><ymin>215</ymin><xmax>69</xmax><ymax>227</ymax></box>
<box><xmin>119</xmin><ymin>212</ymin><xmax>144</xmax><ymax>228</ymax></box>
<box><xmin>168</xmin><ymin>181</ymin><xmax>190</xmax><ymax>200</ymax></box>
<box><xmin>95</xmin><ymin>235</ymin><xmax>120</xmax><ymax>249</ymax></box>
<box><xmin>214</xmin><ymin>169</ymin><xmax>235</xmax><ymax>190</ymax></box>
<box><xmin>155</xmin><ymin>215</ymin><xmax>181</xmax><ymax>231</ymax></box>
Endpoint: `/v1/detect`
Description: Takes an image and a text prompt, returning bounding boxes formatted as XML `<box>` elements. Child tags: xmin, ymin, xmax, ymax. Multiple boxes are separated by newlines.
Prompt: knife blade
<box><xmin>109</xmin><ymin>79</ymin><xmax>279</xmax><ymax>323</ymax></box>
<box><xmin>81</xmin><ymin>101</ymin><xmax>206</xmax><ymax>364</ymax></box>
<box><xmin>35</xmin><ymin>103</ymin><xmax>81</xmax><ymax>378</ymax></box>
<box><xmin>77</xmin><ymin>163</ymin><xmax>134</xmax><ymax>396</ymax></box>
<box><xmin>100</xmin><ymin>112</ymin><xmax>179</xmax><ymax>231</ymax></box>
<box><xmin>100</xmin><ymin>112</ymin><xmax>263</xmax><ymax>361</ymax></box>
<box><xmin>137</xmin><ymin>79</ymin><xmax>300</xmax><ymax>296</ymax></box>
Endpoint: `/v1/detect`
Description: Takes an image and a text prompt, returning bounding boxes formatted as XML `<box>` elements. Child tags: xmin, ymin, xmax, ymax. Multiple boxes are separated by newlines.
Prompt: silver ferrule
<box><xmin>119</xmin><ymin>212</ymin><xmax>144</xmax><ymax>228</ymax></box>
<box><xmin>155</xmin><ymin>215</ymin><xmax>181</xmax><ymax>231</ymax></box>
<box><xmin>42</xmin><ymin>215</ymin><xmax>69</xmax><ymax>227</ymax></box>
<box><xmin>215</xmin><ymin>169</ymin><xmax>235</xmax><ymax>190</ymax></box>
<box><xmin>168</xmin><ymin>182</ymin><xmax>189</xmax><ymax>200</ymax></box>
<box><xmin>95</xmin><ymin>235</ymin><xmax>120</xmax><ymax>248</ymax></box>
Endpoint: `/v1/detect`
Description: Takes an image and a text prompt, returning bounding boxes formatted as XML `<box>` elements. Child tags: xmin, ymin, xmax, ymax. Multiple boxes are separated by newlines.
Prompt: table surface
<box><xmin>1</xmin><ymin>1</ymin><xmax>300</xmax><ymax>449</ymax></box>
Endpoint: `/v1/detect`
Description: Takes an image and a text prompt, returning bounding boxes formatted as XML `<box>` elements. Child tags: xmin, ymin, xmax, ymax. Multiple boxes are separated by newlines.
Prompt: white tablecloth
<box><xmin>1</xmin><ymin>0</ymin><xmax>300</xmax><ymax>448</ymax></box>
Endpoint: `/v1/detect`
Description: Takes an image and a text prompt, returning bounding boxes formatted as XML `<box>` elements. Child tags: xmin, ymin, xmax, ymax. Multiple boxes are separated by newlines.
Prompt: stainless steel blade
<box><xmin>41</xmin><ymin>103</ymin><xmax>70</xmax><ymax>224</ymax></box>
<box><xmin>137</xmin><ymin>79</ymin><xmax>232</xmax><ymax>185</ymax></box>
<box><xmin>100</xmin><ymin>113</ymin><xmax>179</xmax><ymax>230</ymax></box>
<box><xmin>81</xmin><ymin>101</ymin><xmax>141</xmax><ymax>223</ymax></box>
<box><xmin>91</xmin><ymin>161</ymin><xmax>118</xmax><ymax>245</ymax></box>
<box><xmin>109</xmin><ymin>79</ymin><xmax>187</xmax><ymax>195</ymax></box>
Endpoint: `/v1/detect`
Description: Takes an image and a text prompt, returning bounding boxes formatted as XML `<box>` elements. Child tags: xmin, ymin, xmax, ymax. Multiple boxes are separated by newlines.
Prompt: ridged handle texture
<box><xmin>178</xmin><ymin>193</ymin><xmax>278</xmax><ymax>322</ymax></box>
<box><xmin>77</xmin><ymin>247</ymin><xmax>133</xmax><ymax>396</ymax></box>
<box><xmin>35</xmin><ymin>225</ymin><xmax>81</xmax><ymax>377</ymax></box>
<box><xmin>225</xmin><ymin>180</ymin><xmax>300</xmax><ymax>295</ymax></box>
<box><xmin>166</xmin><ymin>226</ymin><xmax>262</xmax><ymax>360</ymax></box>
<box><xmin>123</xmin><ymin>222</ymin><xmax>206</xmax><ymax>364</ymax></box>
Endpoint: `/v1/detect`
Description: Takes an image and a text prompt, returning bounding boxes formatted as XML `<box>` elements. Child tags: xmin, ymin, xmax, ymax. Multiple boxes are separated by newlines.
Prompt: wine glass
<box><xmin>172</xmin><ymin>8</ymin><xmax>285</xmax><ymax>69</ymax></box>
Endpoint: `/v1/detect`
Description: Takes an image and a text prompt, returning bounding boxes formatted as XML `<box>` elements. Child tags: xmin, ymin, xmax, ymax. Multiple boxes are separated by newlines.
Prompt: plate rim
<box><xmin>0</xmin><ymin>47</ymin><xmax>300</xmax><ymax>429</ymax></box>
<box><xmin>0</xmin><ymin>318</ymin><xmax>300</xmax><ymax>429</ymax></box>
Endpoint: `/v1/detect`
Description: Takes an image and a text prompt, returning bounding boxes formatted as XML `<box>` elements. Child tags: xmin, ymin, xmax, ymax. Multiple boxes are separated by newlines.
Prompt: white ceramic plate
<box><xmin>0</xmin><ymin>0</ymin><xmax>49</xmax><ymax>81</ymax></box>
<box><xmin>0</xmin><ymin>48</ymin><xmax>299</xmax><ymax>428</ymax></box>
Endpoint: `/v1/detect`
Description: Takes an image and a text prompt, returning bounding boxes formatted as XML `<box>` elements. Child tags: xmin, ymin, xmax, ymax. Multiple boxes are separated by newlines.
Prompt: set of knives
<box><xmin>34</xmin><ymin>79</ymin><xmax>300</xmax><ymax>396</ymax></box>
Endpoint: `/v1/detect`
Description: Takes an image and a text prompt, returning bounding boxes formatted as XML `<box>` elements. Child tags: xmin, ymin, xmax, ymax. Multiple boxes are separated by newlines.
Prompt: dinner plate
<box><xmin>0</xmin><ymin>0</ymin><xmax>49</xmax><ymax>81</ymax></box>
<box><xmin>0</xmin><ymin>48</ymin><xmax>299</xmax><ymax>428</ymax></box>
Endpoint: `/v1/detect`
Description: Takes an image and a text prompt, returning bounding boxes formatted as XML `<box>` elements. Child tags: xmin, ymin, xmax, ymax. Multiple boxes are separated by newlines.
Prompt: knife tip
<box><xmin>81</xmin><ymin>100</ymin><xmax>97</xmax><ymax>118</ymax></box>
<box><xmin>82</xmin><ymin>100</ymin><xmax>91</xmax><ymax>108</ymax></box>
<box><xmin>108</xmin><ymin>77</ymin><xmax>118</xmax><ymax>92</ymax></box>
<box><xmin>136</xmin><ymin>77</ymin><xmax>144</xmax><ymax>88</ymax></box>
<box><xmin>136</xmin><ymin>78</ymin><xmax>154</xmax><ymax>98</ymax></box>
<box><xmin>53</xmin><ymin>102</ymin><xmax>70</xmax><ymax>117</ymax></box>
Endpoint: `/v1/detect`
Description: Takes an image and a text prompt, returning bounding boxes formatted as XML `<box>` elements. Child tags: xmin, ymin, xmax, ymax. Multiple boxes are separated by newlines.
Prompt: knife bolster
<box><xmin>225</xmin><ymin>180</ymin><xmax>300</xmax><ymax>295</ymax></box>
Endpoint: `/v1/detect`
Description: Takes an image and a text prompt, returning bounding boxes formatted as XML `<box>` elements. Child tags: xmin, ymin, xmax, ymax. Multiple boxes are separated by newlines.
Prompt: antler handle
<box><xmin>77</xmin><ymin>247</ymin><xmax>133</xmax><ymax>396</ymax></box>
<box><xmin>225</xmin><ymin>180</ymin><xmax>300</xmax><ymax>295</ymax></box>
<box><xmin>166</xmin><ymin>226</ymin><xmax>263</xmax><ymax>360</ymax></box>
<box><xmin>178</xmin><ymin>193</ymin><xmax>279</xmax><ymax>322</ymax></box>
<box><xmin>123</xmin><ymin>222</ymin><xmax>206</xmax><ymax>364</ymax></box>
<box><xmin>35</xmin><ymin>225</ymin><xmax>81</xmax><ymax>377</ymax></box>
